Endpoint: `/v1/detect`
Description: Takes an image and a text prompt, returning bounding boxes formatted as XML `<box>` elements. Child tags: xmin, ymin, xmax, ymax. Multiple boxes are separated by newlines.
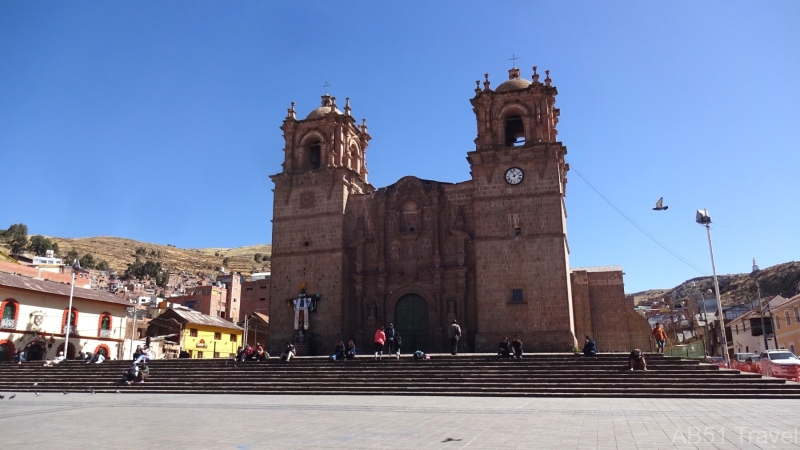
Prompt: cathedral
<box><xmin>268</xmin><ymin>65</ymin><xmax>651</xmax><ymax>355</ymax></box>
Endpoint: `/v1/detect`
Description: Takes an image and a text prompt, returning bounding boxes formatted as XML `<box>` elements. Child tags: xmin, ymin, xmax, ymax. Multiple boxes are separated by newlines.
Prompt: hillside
<box><xmin>45</xmin><ymin>237</ymin><xmax>271</xmax><ymax>277</ymax></box>
<box><xmin>630</xmin><ymin>261</ymin><xmax>800</xmax><ymax>306</ymax></box>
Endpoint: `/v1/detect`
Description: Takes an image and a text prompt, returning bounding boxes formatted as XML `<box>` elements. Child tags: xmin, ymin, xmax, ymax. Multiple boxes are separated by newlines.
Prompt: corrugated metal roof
<box><xmin>0</xmin><ymin>271</ymin><xmax>131</xmax><ymax>307</ymax></box>
<box><xmin>163</xmin><ymin>308</ymin><xmax>242</xmax><ymax>330</ymax></box>
<box><xmin>252</xmin><ymin>312</ymin><xmax>269</xmax><ymax>324</ymax></box>
<box><xmin>570</xmin><ymin>266</ymin><xmax>623</xmax><ymax>273</ymax></box>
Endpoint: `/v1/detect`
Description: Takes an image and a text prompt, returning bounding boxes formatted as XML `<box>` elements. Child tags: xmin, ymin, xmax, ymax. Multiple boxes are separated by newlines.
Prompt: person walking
<box><xmin>652</xmin><ymin>323</ymin><xmax>667</xmax><ymax>354</ymax></box>
<box><xmin>374</xmin><ymin>326</ymin><xmax>386</xmax><ymax>361</ymax></box>
<box><xmin>448</xmin><ymin>320</ymin><xmax>461</xmax><ymax>356</ymax></box>
<box><xmin>385</xmin><ymin>323</ymin><xmax>396</xmax><ymax>356</ymax></box>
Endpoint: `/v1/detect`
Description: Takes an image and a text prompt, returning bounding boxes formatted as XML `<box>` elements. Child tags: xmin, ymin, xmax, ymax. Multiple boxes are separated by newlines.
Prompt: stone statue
<box><xmin>421</xmin><ymin>239</ymin><xmax>432</xmax><ymax>257</ymax></box>
<box><xmin>390</xmin><ymin>241</ymin><xmax>400</xmax><ymax>260</ymax></box>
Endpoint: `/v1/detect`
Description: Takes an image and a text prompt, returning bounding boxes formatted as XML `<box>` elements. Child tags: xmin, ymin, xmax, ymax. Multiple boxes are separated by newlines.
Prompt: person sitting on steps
<box><xmin>582</xmin><ymin>336</ymin><xmax>597</xmax><ymax>357</ymax></box>
<box><xmin>628</xmin><ymin>349</ymin><xmax>647</xmax><ymax>371</ymax></box>
<box><xmin>498</xmin><ymin>337</ymin><xmax>512</xmax><ymax>358</ymax></box>
<box><xmin>254</xmin><ymin>345</ymin><xmax>269</xmax><ymax>361</ymax></box>
<box><xmin>331</xmin><ymin>341</ymin><xmax>345</xmax><ymax>361</ymax></box>
<box><xmin>511</xmin><ymin>336</ymin><xmax>523</xmax><ymax>360</ymax></box>
<box><xmin>137</xmin><ymin>363</ymin><xmax>150</xmax><ymax>383</ymax></box>
<box><xmin>345</xmin><ymin>340</ymin><xmax>357</xmax><ymax>360</ymax></box>
<box><xmin>280</xmin><ymin>342</ymin><xmax>296</xmax><ymax>361</ymax></box>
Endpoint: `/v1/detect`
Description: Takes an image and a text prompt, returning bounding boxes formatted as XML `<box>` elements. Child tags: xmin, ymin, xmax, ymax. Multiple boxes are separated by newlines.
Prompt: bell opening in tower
<box><xmin>504</xmin><ymin>115</ymin><xmax>525</xmax><ymax>147</ymax></box>
<box><xmin>308</xmin><ymin>142</ymin><xmax>321</xmax><ymax>169</ymax></box>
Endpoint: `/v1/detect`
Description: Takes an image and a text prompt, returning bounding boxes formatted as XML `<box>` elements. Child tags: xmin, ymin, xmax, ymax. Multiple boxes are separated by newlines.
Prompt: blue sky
<box><xmin>1</xmin><ymin>2</ymin><xmax>798</xmax><ymax>293</ymax></box>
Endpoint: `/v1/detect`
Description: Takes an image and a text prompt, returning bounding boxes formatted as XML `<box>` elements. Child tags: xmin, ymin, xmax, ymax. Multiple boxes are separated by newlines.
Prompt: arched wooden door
<box><xmin>0</xmin><ymin>342</ymin><xmax>13</xmax><ymax>362</ymax></box>
<box><xmin>394</xmin><ymin>294</ymin><xmax>430</xmax><ymax>352</ymax></box>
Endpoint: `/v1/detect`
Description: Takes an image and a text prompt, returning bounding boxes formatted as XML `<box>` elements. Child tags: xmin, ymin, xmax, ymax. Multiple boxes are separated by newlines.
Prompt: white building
<box><xmin>0</xmin><ymin>272</ymin><xmax>129</xmax><ymax>362</ymax></box>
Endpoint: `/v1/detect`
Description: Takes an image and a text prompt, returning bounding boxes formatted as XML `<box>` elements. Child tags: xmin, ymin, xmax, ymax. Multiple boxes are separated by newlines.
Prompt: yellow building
<box><xmin>772</xmin><ymin>294</ymin><xmax>800</xmax><ymax>355</ymax></box>
<box><xmin>147</xmin><ymin>307</ymin><xmax>242</xmax><ymax>358</ymax></box>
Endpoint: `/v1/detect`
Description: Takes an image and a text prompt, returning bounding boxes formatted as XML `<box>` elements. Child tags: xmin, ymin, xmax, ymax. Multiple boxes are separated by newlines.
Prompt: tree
<box><xmin>96</xmin><ymin>260</ymin><xmax>110</xmax><ymax>271</ymax></box>
<box><xmin>222</xmin><ymin>257</ymin><xmax>231</xmax><ymax>267</ymax></box>
<box><xmin>28</xmin><ymin>235</ymin><xmax>58</xmax><ymax>257</ymax></box>
<box><xmin>5</xmin><ymin>223</ymin><xmax>28</xmax><ymax>254</ymax></box>
<box><xmin>79</xmin><ymin>253</ymin><xmax>96</xmax><ymax>269</ymax></box>
<box><xmin>64</xmin><ymin>249</ymin><xmax>80</xmax><ymax>265</ymax></box>
<box><xmin>254</xmin><ymin>253</ymin><xmax>262</xmax><ymax>262</ymax></box>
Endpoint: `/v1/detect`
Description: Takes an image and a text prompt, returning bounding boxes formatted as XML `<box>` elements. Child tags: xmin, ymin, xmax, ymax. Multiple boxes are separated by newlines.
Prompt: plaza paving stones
<box><xmin>1</xmin><ymin>394</ymin><xmax>799</xmax><ymax>449</ymax></box>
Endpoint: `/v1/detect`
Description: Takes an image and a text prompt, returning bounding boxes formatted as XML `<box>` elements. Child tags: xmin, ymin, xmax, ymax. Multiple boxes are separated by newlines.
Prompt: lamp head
<box><xmin>695</xmin><ymin>209</ymin><xmax>711</xmax><ymax>225</ymax></box>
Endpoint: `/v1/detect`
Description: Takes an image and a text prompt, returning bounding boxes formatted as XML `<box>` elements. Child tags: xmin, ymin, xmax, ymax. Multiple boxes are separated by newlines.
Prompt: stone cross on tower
<box><xmin>322</xmin><ymin>80</ymin><xmax>330</xmax><ymax>94</ymax></box>
<box><xmin>508</xmin><ymin>53</ymin><xmax>519</xmax><ymax>68</ymax></box>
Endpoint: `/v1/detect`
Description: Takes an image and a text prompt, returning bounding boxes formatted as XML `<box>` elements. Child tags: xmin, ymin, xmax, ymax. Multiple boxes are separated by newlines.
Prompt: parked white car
<box><xmin>759</xmin><ymin>350</ymin><xmax>800</xmax><ymax>381</ymax></box>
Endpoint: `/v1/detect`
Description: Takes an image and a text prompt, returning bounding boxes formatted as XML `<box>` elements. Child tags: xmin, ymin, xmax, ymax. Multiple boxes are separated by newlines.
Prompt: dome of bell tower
<box><xmin>306</xmin><ymin>93</ymin><xmax>343</xmax><ymax>119</ymax></box>
<box><xmin>495</xmin><ymin>67</ymin><xmax>531</xmax><ymax>93</ymax></box>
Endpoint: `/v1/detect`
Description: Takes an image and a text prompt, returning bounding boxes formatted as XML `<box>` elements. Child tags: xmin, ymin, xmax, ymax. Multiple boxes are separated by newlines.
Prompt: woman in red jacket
<box><xmin>374</xmin><ymin>326</ymin><xmax>386</xmax><ymax>361</ymax></box>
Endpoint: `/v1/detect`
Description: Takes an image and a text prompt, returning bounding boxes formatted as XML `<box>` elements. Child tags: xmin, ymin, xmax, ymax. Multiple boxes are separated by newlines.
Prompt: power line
<box><xmin>571</xmin><ymin>166</ymin><xmax>709</xmax><ymax>276</ymax></box>
<box><xmin>713</xmin><ymin>223</ymin><xmax>800</xmax><ymax>250</ymax></box>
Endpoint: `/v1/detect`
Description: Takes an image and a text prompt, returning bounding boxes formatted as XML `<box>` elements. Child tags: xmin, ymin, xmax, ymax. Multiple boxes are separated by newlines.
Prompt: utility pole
<box><xmin>696</xmin><ymin>209</ymin><xmax>730</xmax><ymax>368</ymax></box>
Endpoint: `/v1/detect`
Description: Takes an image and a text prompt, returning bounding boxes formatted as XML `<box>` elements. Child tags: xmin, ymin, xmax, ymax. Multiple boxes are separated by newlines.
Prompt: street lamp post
<box><xmin>63</xmin><ymin>260</ymin><xmax>80</xmax><ymax>358</ymax></box>
<box><xmin>696</xmin><ymin>209</ymin><xmax>730</xmax><ymax>368</ymax></box>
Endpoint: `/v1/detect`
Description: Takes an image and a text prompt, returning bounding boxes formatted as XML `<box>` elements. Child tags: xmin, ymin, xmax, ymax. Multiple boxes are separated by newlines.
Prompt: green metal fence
<box><xmin>665</xmin><ymin>340</ymin><xmax>707</xmax><ymax>359</ymax></box>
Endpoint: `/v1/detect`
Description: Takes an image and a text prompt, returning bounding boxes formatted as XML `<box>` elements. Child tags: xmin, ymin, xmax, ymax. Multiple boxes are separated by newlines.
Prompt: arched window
<box><xmin>61</xmin><ymin>308</ymin><xmax>79</xmax><ymax>334</ymax></box>
<box><xmin>306</xmin><ymin>139</ymin><xmax>321</xmax><ymax>170</ymax></box>
<box><xmin>504</xmin><ymin>115</ymin><xmax>525</xmax><ymax>147</ymax></box>
<box><xmin>1</xmin><ymin>299</ymin><xmax>18</xmax><ymax>329</ymax></box>
<box><xmin>98</xmin><ymin>313</ymin><xmax>113</xmax><ymax>337</ymax></box>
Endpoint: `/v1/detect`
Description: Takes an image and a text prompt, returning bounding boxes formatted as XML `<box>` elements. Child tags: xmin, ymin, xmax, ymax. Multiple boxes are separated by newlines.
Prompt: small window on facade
<box><xmin>214</xmin><ymin>352</ymin><xmax>220</xmax><ymax>358</ymax></box>
<box><xmin>260</xmin><ymin>297</ymin><xmax>266</xmax><ymax>301</ymax></box>
<box><xmin>197</xmin><ymin>351</ymin><xmax>204</xmax><ymax>358</ymax></box>
<box><xmin>795</xmin><ymin>307</ymin><xmax>800</xmax><ymax>322</ymax></box>
<box><xmin>743</xmin><ymin>321</ymin><xmax>747</xmax><ymax>331</ymax></box>
<box><xmin>246</xmin><ymin>287</ymin><xmax>253</xmax><ymax>291</ymax></box>
<box><xmin>230</xmin><ymin>334</ymin><xmax>236</xmax><ymax>342</ymax></box>
<box><xmin>214</xmin><ymin>332</ymin><xmax>221</xmax><ymax>340</ymax></box>
<box><xmin>260</xmin><ymin>286</ymin><xmax>267</xmax><ymax>289</ymax></box>
<box><xmin>189</xmin><ymin>328</ymin><xmax>198</xmax><ymax>337</ymax></box>
<box><xmin>776</xmin><ymin>316</ymin><xmax>782</xmax><ymax>330</ymax></box>
<box><xmin>735</xmin><ymin>324</ymin><xmax>739</xmax><ymax>334</ymax></box>
<box><xmin>786</xmin><ymin>311</ymin><xmax>792</xmax><ymax>326</ymax></box>
<box><xmin>511</xmin><ymin>289</ymin><xmax>524</xmax><ymax>303</ymax></box>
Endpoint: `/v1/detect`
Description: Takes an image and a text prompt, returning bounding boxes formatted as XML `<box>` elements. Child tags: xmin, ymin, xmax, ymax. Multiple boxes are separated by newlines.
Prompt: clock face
<box><xmin>505</xmin><ymin>167</ymin><xmax>524</xmax><ymax>185</ymax></box>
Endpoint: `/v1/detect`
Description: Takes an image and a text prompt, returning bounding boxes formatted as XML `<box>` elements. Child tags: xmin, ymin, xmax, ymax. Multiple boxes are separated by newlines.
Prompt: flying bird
<box><xmin>62</xmin><ymin>391</ymin><xmax>68</xmax><ymax>395</ymax></box>
<box><xmin>653</xmin><ymin>197</ymin><xmax>668</xmax><ymax>211</ymax></box>
<box><xmin>9</xmin><ymin>394</ymin><xmax>15</xmax><ymax>399</ymax></box>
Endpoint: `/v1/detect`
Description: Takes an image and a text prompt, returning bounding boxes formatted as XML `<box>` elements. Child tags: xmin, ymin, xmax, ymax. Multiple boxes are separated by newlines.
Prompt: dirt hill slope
<box><xmin>630</xmin><ymin>261</ymin><xmax>800</xmax><ymax>306</ymax></box>
<box><xmin>49</xmin><ymin>237</ymin><xmax>271</xmax><ymax>277</ymax></box>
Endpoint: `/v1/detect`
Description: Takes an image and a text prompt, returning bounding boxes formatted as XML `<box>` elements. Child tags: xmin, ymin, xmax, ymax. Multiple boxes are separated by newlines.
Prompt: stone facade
<box><xmin>268</xmin><ymin>66</ymin><xmax>650</xmax><ymax>355</ymax></box>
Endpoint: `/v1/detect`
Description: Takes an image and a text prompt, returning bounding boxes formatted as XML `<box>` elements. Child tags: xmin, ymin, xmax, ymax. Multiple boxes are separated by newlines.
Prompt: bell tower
<box><xmin>467</xmin><ymin>65</ymin><xmax>576</xmax><ymax>352</ymax></box>
<box><xmin>269</xmin><ymin>93</ymin><xmax>374</xmax><ymax>354</ymax></box>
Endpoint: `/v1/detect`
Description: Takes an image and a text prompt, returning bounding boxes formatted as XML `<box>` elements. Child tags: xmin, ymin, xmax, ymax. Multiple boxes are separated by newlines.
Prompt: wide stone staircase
<box><xmin>2</xmin><ymin>353</ymin><xmax>799</xmax><ymax>398</ymax></box>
